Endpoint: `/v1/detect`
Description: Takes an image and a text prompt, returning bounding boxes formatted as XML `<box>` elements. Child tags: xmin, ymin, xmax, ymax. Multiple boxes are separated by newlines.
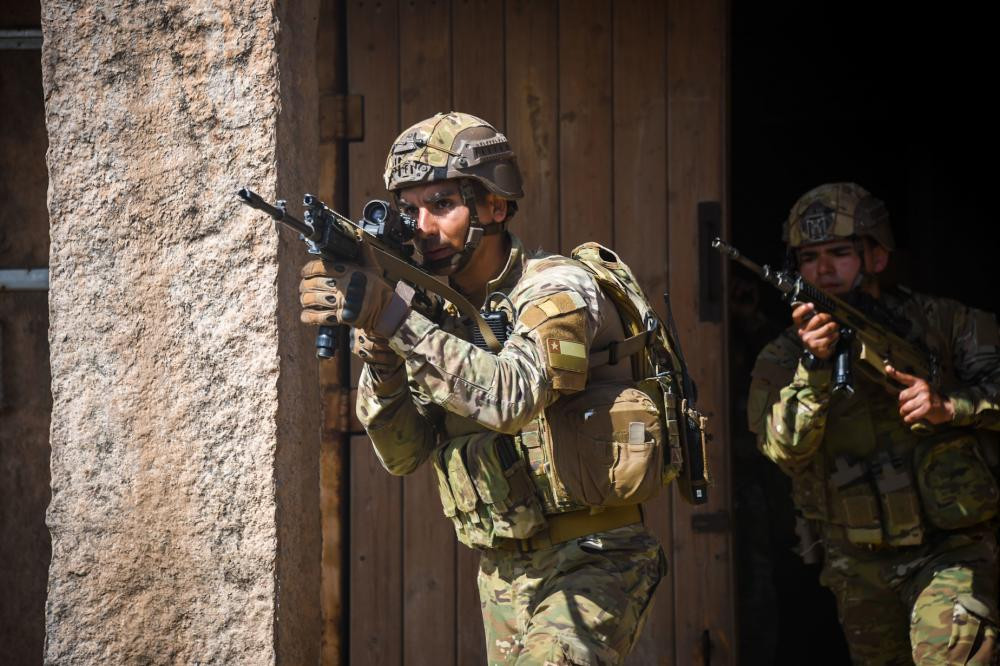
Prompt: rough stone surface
<box><xmin>41</xmin><ymin>1</ymin><xmax>320</xmax><ymax>663</ymax></box>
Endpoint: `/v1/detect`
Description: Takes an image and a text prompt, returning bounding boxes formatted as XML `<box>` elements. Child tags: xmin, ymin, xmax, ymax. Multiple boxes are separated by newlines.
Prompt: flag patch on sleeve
<box><xmin>546</xmin><ymin>338</ymin><xmax>588</xmax><ymax>373</ymax></box>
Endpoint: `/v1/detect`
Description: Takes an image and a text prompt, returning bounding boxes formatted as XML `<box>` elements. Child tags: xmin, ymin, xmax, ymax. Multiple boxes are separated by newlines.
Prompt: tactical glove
<box><xmin>351</xmin><ymin>329</ymin><xmax>403</xmax><ymax>374</ymax></box>
<box><xmin>299</xmin><ymin>259</ymin><xmax>411</xmax><ymax>337</ymax></box>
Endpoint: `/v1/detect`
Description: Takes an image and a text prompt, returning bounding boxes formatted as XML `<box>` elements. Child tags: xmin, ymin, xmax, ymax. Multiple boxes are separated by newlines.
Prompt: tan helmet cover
<box><xmin>784</xmin><ymin>182</ymin><xmax>894</xmax><ymax>250</ymax></box>
<box><xmin>383</xmin><ymin>111</ymin><xmax>524</xmax><ymax>199</ymax></box>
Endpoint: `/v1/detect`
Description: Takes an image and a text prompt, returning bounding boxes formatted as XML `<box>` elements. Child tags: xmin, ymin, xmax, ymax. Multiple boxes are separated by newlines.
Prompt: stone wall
<box><xmin>41</xmin><ymin>1</ymin><xmax>320</xmax><ymax>662</ymax></box>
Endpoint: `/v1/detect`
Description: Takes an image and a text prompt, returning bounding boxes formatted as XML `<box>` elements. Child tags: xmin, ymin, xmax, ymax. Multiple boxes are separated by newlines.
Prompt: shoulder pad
<box><xmin>517</xmin><ymin>289</ymin><xmax>591</xmax><ymax>392</ymax></box>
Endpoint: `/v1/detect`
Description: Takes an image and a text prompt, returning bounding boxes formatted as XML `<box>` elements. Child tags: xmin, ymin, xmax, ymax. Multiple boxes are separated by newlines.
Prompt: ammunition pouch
<box><xmin>870</xmin><ymin>451</ymin><xmax>924</xmax><ymax>546</ymax></box>
<box><xmin>432</xmin><ymin>432</ymin><xmax>548</xmax><ymax>549</ymax></box>
<box><xmin>827</xmin><ymin>452</ymin><xmax>924</xmax><ymax>548</ymax></box>
<box><xmin>510</xmin><ymin>375</ymin><xmax>693</xmax><ymax>517</ymax></box>
<box><xmin>545</xmin><ymin>380</ymin><xmax>664</xmax><ymax>508</ymax></box>
<box><xmin>791</xmin><ymin>457</ymin><xmax>830</xmax><ymax>520</ymax></box>
<box><xmin>828</xmin><ymin>457</ymin><xmax>885</xmax><ymax>546</ymax></box>
<box><xmin>822</xmin><ymin>432</ymin><xmax>999</xmax><ymax>548</ymax></box>
<box><xmin>915</xmin><ymin>433</ymin><xmax>999</xmax><ymax>531</ymax></box>
<box><xmin>649</xmin><ymin>374</ymin><xmax>708</xmax><ymax>503</ymax></box>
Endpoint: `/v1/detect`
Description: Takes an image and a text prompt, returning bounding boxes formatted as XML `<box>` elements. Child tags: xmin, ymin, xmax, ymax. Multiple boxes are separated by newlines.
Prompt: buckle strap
<box><xmin>517</xmin><ymin>504</ymin><xmax>643</xmax><ymax>551</ymax></box>
<box><xmin>588</xmin><ymin>328</ymin><xmax>654</xmax><ymax>369</ymax></box>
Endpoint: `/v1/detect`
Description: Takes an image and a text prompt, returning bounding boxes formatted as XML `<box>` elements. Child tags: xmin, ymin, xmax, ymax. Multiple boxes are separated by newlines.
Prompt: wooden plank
<box><xmin>505</xmin><ymin>0</ymin><xmax>560</xmax><ymax>255</ymax></box>
<box><xmin>349</xmin><ymin>435</ymin><xmax>404</xmax><ymax>665</ymax></box>
<box><xmin>347</xmin><ymin>1</ymin><xmax>403</xmax><ymax>664</ymax></box>
<box><xmin>348</xmin><ymin>1</ymin><xmax>400</xmax><ymax>206</ymax></box>
<box><xmin>612</xmin><ymin>0</ymin><xmax>669</xmax><ymax>314</ymax></box>
<box><xmin>452</xmin><ymin>2</ymin><xmax>506</xmax><ymax>661</ymax></box>
<box><xmin>453</xmin><ymin>0</ymin><xmax>504</xmax><ymax>126</ymax></box>
<box><xmin>399</xmin><ymin>0</ymin><xmax>452</xmax><ymax>124</ymax></box>
<box><xmin>610</xmin><ymin>1</ymin><xmax>673</xmax><ymax>663</ymax></box>
<box><xmin>317</xmin><ymin>1</ymin><xmax>348</xmax><ymax>663</ymax></box>
<box><xmin>558</xmin><ymin>0</ymin><xmax>613</xmax><ymax>253</ymax></box>
<box><xmin>398</xmin><ymin>2</ymin><xmax>456</xmax><ymax>664</ymax></box>
<box><xmin>666</xmin><ymin>0</ymin><xmax>734</xmax><ymax>664</ymax></box>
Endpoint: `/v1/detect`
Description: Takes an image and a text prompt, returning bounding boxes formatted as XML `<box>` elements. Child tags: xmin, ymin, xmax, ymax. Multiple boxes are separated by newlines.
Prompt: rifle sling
<box><xmin>371</xmin><ymin>246</ymin><xmax>503</xmax><ymax>353</ymax></box>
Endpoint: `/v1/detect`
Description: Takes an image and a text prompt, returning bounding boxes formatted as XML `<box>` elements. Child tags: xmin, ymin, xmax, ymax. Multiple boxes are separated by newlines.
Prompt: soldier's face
<box><xmin>797</xmin><ymin>240</ymin><xmax>871</xmax><ymax>295</ymax></box>
<box><xmin>799</xmin><ymin>240</ymin><xmax>864</xmax><ymax>295</ymax></box>
<box><xmin>397</xmin><ymin>181</ymin><xmax>505</xmax><ymax>275</ymax></box>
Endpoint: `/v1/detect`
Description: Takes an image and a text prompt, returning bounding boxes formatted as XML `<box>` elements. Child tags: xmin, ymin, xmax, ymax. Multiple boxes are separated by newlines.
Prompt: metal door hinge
<box><xmin>320</xmin><ymin>94</ymin><xmax>364</xmax><ymax>142</ymax></box>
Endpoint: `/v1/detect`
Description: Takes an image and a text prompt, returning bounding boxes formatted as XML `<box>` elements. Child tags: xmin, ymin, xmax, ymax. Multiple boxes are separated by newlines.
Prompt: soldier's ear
<box><xmin>486</xmin><ymin>194</ymin><xmax>508</xmax><ymax>224</ymax></box>
<box><xmin>869</xmin><ymin>244</ymin><xmax>889</xmax><ymax>274</ymax></box>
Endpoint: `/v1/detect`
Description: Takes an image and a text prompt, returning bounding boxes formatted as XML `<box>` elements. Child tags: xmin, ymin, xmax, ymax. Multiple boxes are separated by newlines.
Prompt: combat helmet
<box><xmin>384</xmin><ymin>111</ymin><xmax>523</xmax><ymax>273</ymax></box>
<box><xmin>783</xmin><ymin>182</ymin><xmax>894</xmax><ymax>251</ymax></box>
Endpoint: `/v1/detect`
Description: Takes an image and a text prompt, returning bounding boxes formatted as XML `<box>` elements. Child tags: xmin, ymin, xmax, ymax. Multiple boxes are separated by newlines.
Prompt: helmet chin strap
<box><xmin>431</xmin><ymin>179</ymin><xmax>507</xmax><ymax>275</ymax></box>
<box><xmin>851</xmin><ymin>236</ymin><xmax>875</xmax><ymax>292</ymax></box>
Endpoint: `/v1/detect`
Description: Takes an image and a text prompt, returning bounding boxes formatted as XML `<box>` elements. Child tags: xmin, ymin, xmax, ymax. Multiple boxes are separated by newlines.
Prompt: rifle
<box><xmin>662</xmin><ymin>293</ymin><xmax>710</xmax><ymax>505</ymax></box>
<box><xmin>712</xmin><ymin>238</ymin><xmax>939</xmax><ymax>396</ymax></box>
<box><xmin>237</xmin><ymin>187</ymin><xmax>503</xmax><ymax>358</ymax></box>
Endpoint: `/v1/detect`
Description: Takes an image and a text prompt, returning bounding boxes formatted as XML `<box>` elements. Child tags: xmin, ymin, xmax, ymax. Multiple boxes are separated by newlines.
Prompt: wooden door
<box><xmin>343</xmin><ymin>1</ymin><xmax>732</xmax><ymax>663</ymax></box>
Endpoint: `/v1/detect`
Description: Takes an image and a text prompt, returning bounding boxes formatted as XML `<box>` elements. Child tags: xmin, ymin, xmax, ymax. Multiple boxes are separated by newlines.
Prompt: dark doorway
<box><xmin>1</xmin><ymin>4</ymin><xmax>49</xmax><ymax>666</ymax></box>
<box><xmin>731</xmin><ymin>4</ymin><xmax>998</xmax><ymax>665</ymax></box>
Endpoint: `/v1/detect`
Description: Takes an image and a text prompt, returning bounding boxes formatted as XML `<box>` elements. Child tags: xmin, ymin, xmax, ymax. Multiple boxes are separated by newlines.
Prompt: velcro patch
<box><xmin>519</xmin><ymin>307</ymin><xmax>545</xmax><ymax>330</ymax></box>
<box><xmin>545</xmin><ymin>291</ymin><xmax>586</xmax><ymax>314</ymax></box>
<box><xmin>545</xmin><ymin>338</ymin><xmax>588</xmax><ymax>373</ymax></box>
<box><xmin>518</xmin><ymin>291</ymin><xmax>587</xmax><ymax>331</ymax></box>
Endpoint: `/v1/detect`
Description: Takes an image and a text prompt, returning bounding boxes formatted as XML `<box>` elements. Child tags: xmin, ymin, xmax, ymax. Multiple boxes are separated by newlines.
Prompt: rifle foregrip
<box><xmin>316</xmin><ymin>326</ymin><xmax>337</xmax><ymax>359</ymax></box>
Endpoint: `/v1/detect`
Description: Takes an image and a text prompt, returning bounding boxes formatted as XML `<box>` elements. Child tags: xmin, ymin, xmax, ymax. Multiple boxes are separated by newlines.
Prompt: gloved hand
<box><xmin>352</xmin><ymin>329</ymin><xmax>403</xmax><ymax>374</ymax></box>
<box><xmin>299</xmin><ymin>259</ymin><xmax>410</xmax><ymax>336</ymax></box>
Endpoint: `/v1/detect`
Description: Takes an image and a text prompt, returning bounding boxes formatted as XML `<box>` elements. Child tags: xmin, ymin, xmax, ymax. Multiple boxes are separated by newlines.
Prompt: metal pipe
<box><xmin>0</xmin><ymin>29</ymin><xmax>42</xmax><ymax>50</ymax></box>
<box><xmin>0</xmin><ymin>269</ymin><xmax>48</xmax><ymax>291</ymax></box>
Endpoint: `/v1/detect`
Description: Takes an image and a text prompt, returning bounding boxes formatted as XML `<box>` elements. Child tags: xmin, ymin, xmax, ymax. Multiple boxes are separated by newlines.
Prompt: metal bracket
<box><xmin>698</xmin><ymin>201</ymin><xmax>723</xmax><ymax>323</ymax></box>
<box><xmin>0</xmin><ymin>323</ymin><xmax>4</xmax><ymax>409</ymax></box>
<box><xmin>320</xmin><ymin>94</ymin><xmax>364</xmax><ymax>142</ymax></box>
<box><xmin>0</xmin><ymin>269</ymin><xmax>48</xmax><ymax>291</ymax></box>
<box><xmin>0</xmin><ymin>29</ymin><xmax>42</xmax><ymax>50</ymax></box>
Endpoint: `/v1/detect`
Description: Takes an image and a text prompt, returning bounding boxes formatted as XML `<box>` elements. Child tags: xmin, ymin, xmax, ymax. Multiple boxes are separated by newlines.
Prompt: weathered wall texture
<box><xmin>0</xmin><ymin>5</ymin><xmax>51</xmax><ymax>663</ymax></box>
<box><xmin>41</xmin><ymin>1</ymin><xmax>320</xmax><ymax>663</ymax></box>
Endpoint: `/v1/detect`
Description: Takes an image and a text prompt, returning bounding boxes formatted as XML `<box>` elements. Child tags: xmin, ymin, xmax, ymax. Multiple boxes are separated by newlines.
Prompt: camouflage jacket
<box><xmin>357</xmin><ymin>232</ymin><xmax>630</xmax><ymax>479</ymax></box>
<box><xmin>748</xmin><ymin>287</ymin><xmax>1000</xmax><ymax>520</ymax></box>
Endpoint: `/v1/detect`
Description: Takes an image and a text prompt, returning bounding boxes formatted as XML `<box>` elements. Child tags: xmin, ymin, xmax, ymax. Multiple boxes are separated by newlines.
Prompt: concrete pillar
<box><xmin>41</xmin><ymin>1</ymin><xmax>320</xmax><ymax>663</ymax></box>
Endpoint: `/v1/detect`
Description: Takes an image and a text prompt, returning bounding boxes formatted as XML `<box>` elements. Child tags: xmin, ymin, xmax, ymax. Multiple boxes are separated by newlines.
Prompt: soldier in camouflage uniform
<box><xmin>299</xmin><ymin>112</ymin><xmax>666</xmax><ymax>665</ymax></box>
<box><xmin>748</xmin><ymin>182</ymin><xmax>1000</xmax><ymax>665</ymax></box>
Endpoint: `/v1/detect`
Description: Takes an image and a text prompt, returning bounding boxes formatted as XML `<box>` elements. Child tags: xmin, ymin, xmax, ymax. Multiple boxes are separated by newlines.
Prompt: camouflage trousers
<box><xmin>477</xmin><ymin>523</ymin><xmax>666</xmax><ymax>666</ymax></box>
<box><xmin>819</xmin><ymin>525</ymin><xmax>999</xmax><ymax>665</ymax></box>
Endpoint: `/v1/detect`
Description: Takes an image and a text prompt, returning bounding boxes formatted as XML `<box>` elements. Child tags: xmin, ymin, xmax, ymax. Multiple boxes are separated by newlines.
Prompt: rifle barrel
<box><xmin>237</xmin><ymin>187</ymin><xmax>313</xmax><ymax>238</ymax></box>
<box><xmin>712</xmin><ymin>237</ymin><xmax>767</xmax><ymax>275</ymax></box>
